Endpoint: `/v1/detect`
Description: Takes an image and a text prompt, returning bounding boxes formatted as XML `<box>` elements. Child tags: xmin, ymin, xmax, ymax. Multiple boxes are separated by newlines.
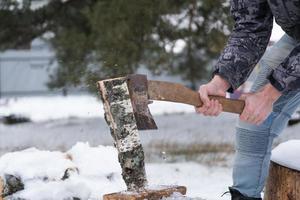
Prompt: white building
<box><xmin>0</xmin><ymin>39</ymin><xmax>59</xmax><ymax>97</ymax></box>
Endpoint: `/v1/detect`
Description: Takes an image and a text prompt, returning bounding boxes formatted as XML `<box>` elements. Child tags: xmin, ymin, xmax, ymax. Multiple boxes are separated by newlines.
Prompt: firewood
<box><xmin>98</xmin><ymin>77</ymin><xmax>147</xmax><ymax>191</ymax></box>
<box><xmin>0</xmin><ymin>174</ymin><xmax>24</xmax><ymax>199</ymax></box>
<box><xmin>103</xmin><ymin>185</ymin><xmax>187</xmax><ymax>200</ymax></box>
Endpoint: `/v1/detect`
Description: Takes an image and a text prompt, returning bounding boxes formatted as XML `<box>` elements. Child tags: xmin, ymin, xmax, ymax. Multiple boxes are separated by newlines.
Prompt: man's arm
<box><xmin>196</xmin><ymin>0</ymin><xmax>276</xmax><ymax>124</ymax></box>
<box><xmin>214</xmin><ymin>0</ymin><xmax>273</xmax><ymax>91</ymax></box>
<box><xmin>269</xmin><ymin>44</ymin><xmax>300</xmax><ymax>93</ymax></box>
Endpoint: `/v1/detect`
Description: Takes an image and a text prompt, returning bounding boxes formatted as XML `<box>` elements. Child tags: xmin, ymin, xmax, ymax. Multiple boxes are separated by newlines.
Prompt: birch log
<box><xmin>264</xmin><ymin>161</ymin><xmax>300</xmax><ymax>200</ymax></box>
<box><xmin>98</xmin><ymin>77</ymin><xmax>147</xmax><ymax>191</ymax></box>
<box><xmin>0</xmin><ymin>174</ymin><xmax>24</xmax><ymax>199</ymax></box>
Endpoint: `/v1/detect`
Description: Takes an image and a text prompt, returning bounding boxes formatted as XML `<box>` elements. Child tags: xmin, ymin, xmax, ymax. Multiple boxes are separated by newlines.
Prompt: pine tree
<box><xmin>0</xmin><ymin>0</ymin><xmax>232</xmax><ymax>92</ymax></box>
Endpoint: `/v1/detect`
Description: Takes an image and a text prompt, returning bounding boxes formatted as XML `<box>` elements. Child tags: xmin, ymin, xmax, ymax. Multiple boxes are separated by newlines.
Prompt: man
<box><xmin>196</xmin><ymin>0</ymin><xmax>300</xmax><ymax>199</ymax></box>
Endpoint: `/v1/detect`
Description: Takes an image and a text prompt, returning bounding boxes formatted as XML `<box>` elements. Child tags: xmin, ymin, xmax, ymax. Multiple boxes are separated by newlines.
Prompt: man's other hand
<box><xmin>239</xmin><ymin>83</ymin><xmax>281</xmax><ymax>125</ymax></box>
<box><xmin>195</xmin><ymin>75</ymin><xmax>230</xmax><ymax>116</ymax></box>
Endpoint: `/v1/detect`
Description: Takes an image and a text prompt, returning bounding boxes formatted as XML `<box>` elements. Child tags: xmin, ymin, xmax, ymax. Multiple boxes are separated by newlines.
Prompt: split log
<box><xmin>98</xmin><ymin>77</ymin><xmax>147</xmax><ymax>191</ymax></box>
<box><xmin>0</xmin><ymin>174</ymin><xmax>24</xmax><ymax>199</ymax></box>
<box><xmin>0</xmin><ymin>167</ymin><xmax>78</xmax><ymax>199</ymax></box>
<box><xmin>103</xmin><ymin>185</ymin><xmax>187</xmax><ymax>200</ymax></box>
<box><xmin>264</xmin><ymin>161</ymin><xmax>300</xmax><ymax>200</ymax></box>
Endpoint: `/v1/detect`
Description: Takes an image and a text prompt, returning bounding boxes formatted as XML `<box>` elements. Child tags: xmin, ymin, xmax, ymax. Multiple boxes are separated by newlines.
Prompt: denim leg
<box><xmin>233</xmin><ymin>118</ymin><xmax>275</xmax><ymax>198</ymax></box>
<box><xmin>231</xmin><ymin>34</ymin><xmax>299</xmax><ymax>198</ymax></box>
<box><xmin>233</xmin><ymin>91</ymin><xmax>300</xmax><ymax>198</ymax></box>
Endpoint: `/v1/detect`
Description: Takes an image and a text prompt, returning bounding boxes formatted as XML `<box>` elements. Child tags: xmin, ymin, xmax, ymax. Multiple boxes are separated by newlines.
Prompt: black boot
<box><xmin>229</xmin><ymin>187</ymin><xmax>262</xmax><ymax>200</ymax></box>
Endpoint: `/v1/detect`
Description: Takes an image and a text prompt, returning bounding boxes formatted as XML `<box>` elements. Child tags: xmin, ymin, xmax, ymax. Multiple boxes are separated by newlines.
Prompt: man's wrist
<box><xmin>261</xmin><ymin>83</ymin><xmax>282</xmax><ymax>102</ymax></box>
<box><xmin>211</xmin><ymin>75</ymin><xmax>231</xmax><ymax>91</ymax></box>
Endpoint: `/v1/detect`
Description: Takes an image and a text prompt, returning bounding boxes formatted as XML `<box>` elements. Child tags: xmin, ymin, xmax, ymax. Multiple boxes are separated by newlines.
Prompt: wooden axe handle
<box><xmin>148</xmin><ymin>80</ymin><xmax>245</xmax><ymax>114</ymax></box>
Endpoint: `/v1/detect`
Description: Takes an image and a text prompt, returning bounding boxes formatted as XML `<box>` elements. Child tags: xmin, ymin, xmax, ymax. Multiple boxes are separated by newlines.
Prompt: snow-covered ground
<box><xmin>1</xmin><ymin>95</ymin><xmax>300</xmax><ymax>199</ymax></box>
<box><xmin>1</xmin><ymin>96</ymin><xmax>300</xmax><ymax>156</ymax></box>
<box><xmin>0</xmin><ymin>95</ymin><xmax>194</xmax><ymax>122</ymax></box>
<box><xmin>0</xmin><ymin>142</ymin><xmax>232</xmax><ymax>200</ymax></box>
<box><xmin>0</xmin><ymin>95</ymin><xmax>234</xmax><ymax>199</ymax></box>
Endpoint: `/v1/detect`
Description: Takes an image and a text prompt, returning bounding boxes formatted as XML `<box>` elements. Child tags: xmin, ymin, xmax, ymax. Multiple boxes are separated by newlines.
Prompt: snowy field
<box><xmin>0</xmin><ymin>95</ymin><xmax>194</xmax><ymax>122</ymax></box>
<box><xmin>0</xmin><ymin>143</ymin><xmax>232</xmax><ymax>200</ymax></box>
<box><xmin>1</xmin><ymin>95</ymin><xmax>299</xmax><ymax>154</ymax></box>
<box><xmin>1</xmin><ymin>95</ymin><xmax>300</xmax><ymax>199</ymax></box>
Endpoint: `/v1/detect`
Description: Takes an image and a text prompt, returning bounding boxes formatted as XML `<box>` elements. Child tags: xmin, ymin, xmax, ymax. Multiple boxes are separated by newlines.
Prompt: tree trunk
<box><xmin>98</xmin><ymin>77</ymin><xmax>147</xmax><ymax>191</ymax></box>
<box><xmin>264</xmin><ymin>161</ymin><xmax>300</xmax><ymax>200</ymax></box>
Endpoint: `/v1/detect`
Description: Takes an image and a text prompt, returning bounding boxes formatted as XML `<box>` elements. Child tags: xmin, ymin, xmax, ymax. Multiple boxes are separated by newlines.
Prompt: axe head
<box><xmin>126</xmin><ymin>74</ymin><xmax>158</xmax><ymax>130</ymax></box>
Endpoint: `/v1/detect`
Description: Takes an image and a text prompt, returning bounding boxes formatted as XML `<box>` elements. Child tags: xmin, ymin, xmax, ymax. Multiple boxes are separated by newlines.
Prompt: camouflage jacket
<box><xmin>214</xmin><ymin>0</ymin><xmax>300</xmax><ymax>93</ymax></box>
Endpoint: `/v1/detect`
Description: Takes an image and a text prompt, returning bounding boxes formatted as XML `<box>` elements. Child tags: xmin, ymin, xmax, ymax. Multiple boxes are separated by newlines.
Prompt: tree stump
<box><xmin>264</xmin><ymin>161</ymin><xmax>300</xmax><ymax>200</ymax></box>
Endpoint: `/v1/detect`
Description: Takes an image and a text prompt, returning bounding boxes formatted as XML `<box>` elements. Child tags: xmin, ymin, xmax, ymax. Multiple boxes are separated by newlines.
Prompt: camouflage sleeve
<box><xmin>268</xmin><ymin>44</ymin><xmax>300</xmax><ymax>93</ymax></box>
<box><xmin>213</xmin><ymin>0</ymin><xmax>273</xmax><ymax>91</ymax></box>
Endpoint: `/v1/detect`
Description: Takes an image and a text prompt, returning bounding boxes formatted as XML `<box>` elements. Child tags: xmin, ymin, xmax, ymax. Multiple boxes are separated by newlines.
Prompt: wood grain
<box><xmin>148</xmin><ymin>80</ymin><xmax>245</xmax><ymax>114</ymax></box>
<box><xmin>98</xmin><ymin>78</ymin><xmax>147</xmax><ymax>191</ymax></box>
<box><xmin>264</xmin><ymin>161</ymin><xmax>300</xmax><ymax>200</ymax></box>
<box><xmin>103</xmin><ymin>185</ymin><xmax>187</xmax><ymax>200</ymax></box>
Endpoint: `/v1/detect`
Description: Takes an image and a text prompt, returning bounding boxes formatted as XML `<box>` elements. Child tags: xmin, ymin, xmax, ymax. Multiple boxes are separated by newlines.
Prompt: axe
<box><xmin>126</xmin><ymin>74</ymin><xmax>245</xmax><ymax>130</ymax></box>
<box><xmin>98</xmin><ymin>74</ymin><xmax>245</xmax><ymax>199</ymax></box>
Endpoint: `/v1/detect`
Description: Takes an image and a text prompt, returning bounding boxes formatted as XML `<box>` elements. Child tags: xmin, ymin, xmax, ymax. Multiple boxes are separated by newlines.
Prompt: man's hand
<box><xmin>196</xmin><ymin>76</ymin><xmax>282</xmax><ymax>125</ymax></box>
<box><xmin>239</xmin><ymin>83</ymin><xmax>281</xmax><ymax>125</ymax></box>
<box><xmin>195</xmin><ymin>75</ymin><xmax>230</xmax><ymax>116</ymax></box>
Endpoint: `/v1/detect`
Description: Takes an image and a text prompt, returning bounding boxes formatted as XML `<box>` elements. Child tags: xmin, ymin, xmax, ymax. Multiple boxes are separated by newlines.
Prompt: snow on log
<box><xmin>0</xmin><ymin>143</ymin><xmax>125</xmax><ymax>199</ymax></box>
<box><xmin>264</xmin><ymin>140</ymin><xmax>300</xmax><ymax>200</ymax></box>
<box><xmin>271</xmin><ymin>140</ymin><xmax>300</xmax><ymax>171</ymax></box>
<box><xmin>98</xmin><ymin>77</ymin><xmax>147</xmax><ymax>191</ymax></box>
<box><xmin>0</xmin><ymin>147</ymin><xmax>78</xmax><ymax>198</ymax></box>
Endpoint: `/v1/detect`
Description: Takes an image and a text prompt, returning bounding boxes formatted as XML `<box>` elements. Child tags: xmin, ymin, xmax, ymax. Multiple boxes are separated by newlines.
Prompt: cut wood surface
<box><xmin>103</xmin><ymin>185</ymin><xmax>187</xmax><ymax>200</ymax></box>
<box><xmin>264</xmin><ymin>161</ymin><xmax>300</xmax><ymax>200</ymax></box>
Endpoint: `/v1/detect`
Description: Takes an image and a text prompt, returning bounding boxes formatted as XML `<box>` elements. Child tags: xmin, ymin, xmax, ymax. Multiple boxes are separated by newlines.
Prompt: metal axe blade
<box><xmin>127</xmin><ymin>74</ymin><xmax>158</xmax><ymax>130</ymax></box>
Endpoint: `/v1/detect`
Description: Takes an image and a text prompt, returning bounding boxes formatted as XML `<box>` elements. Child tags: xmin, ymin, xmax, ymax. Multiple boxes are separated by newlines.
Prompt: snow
<box><xmin>67</xmin><ymin>143</ymin><xmax>121</xmax><ymax>176</ymax></box>
<box><xmin>271</xmin><ymin>140</ymin><xmax>300</xmax><ymax>171</ymax></box>
<box><xmin>0</xmin><ymin>143</ymin><xmax>126</xmax><ymax>200</ymax></box>
<box><xmin>147</xmin><ymin>163</ymin><xmax>232</xmax><ymax>200</ymax></box>
<box><xmin>164</xmin><ymin>192</ymin><xmax>205</xmax><ymax>200</ymax></box>
<box><xmin>0</xmin><ymin>96</ymin><xmax>102</xmax><ymax>122</ymax></box>
<box><xmin>0</xmin><ymin>148</ymin><xmax>75</xmax><ymax>180</ymax></box>
<box><xmin>0</xmin><ymin>95</ymin><xmax>194</xmax><ymax>122</ymax></box>
<box><xmin>0</xmin><ymin>142</ymin><xmax>232</xmax><ymax>200</ymax></box>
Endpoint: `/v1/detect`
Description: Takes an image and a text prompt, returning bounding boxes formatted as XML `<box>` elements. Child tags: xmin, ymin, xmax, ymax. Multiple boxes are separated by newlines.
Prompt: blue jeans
<box><xmin>232</xmin><ymin>34</ymin><xmax>300</xmax><ymax>198</ymax></box>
